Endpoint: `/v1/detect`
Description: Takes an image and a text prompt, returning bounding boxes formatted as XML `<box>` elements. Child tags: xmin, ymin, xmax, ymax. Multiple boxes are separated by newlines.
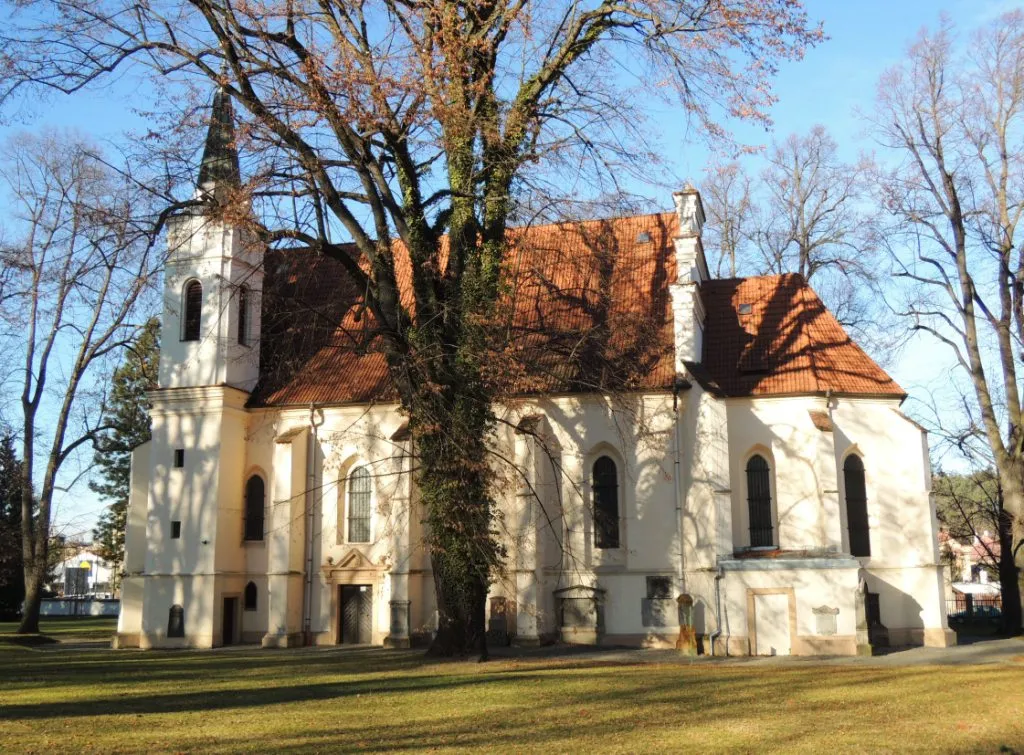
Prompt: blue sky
<box><xmin>3</xmin><ymin>0</ymin><xmax>1013</xmax><ymax>535</ymax></box>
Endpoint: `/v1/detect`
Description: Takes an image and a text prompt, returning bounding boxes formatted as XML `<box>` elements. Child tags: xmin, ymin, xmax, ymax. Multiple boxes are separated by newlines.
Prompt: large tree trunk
<box><xmin>19</xmin><ymin>563</ymin><xmax>43</xmax><ymax>634</ymax></box>
<box><xmin>997</xmin><ymin>507</ymin><xmax>1021</xmax><ymax>635</ymax></box>
<box><xmin>413</xmin><ymin>387</ymin><xmax>497</xmax><ymax>659</ymax></box>
<box><xmin>17</xmin><ymin>413</ymin><xmax>43</xmax><ymax>635</ymax></box>
<box><xmin>999</xmin><ymin>464</ymin><xmax>1024</xmax><ymax>634</ymax></box>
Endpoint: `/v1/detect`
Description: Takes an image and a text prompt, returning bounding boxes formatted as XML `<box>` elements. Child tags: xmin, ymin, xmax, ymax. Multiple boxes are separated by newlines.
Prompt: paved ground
<box><xmin>14</xmin><ymin>631</ymin><xmax>1024</xmax><ymax>666</ymax></box>
<box><xmin>486</xmin><ymin>635</ymin><xmax>1024</xmax><ymax>667</ymax></box>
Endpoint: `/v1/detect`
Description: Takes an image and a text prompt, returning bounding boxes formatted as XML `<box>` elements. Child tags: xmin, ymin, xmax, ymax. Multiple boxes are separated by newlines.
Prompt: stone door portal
<box><xmin>340</xmin><ymin>585</ymin><xmax>373</xmax><ymax>644</ymax></box>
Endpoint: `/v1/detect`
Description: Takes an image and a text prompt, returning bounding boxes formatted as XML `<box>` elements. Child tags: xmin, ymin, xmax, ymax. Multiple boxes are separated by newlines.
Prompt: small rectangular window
<box><xmin>173</xmin><ymin>449</ymin><xmax>185</xmax><ymax>468</ymax></box>
<box><xmin>646</xmin><ymin>576</ymin><xmax>672</xmax><ymax>600</ymax></box>
<box><xmin>171</xmin><ymin>521</ymin><xmax>182</xmax><ymax>539</ymax></box>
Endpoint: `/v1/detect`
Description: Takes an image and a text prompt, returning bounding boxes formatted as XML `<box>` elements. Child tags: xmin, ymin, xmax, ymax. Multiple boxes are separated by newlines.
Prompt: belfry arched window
<box><xmin>237</xmin><ymin>285</ymin><xmax>249</xmax><ymax>345</ymax></box>
<box><xmin>593</xmin><ymin>456</ymin><xmax>620</xmax><ymax>549</ymax></box>
<box><xmin>244</xmin><ymin>475</ymin><xmax>265</xmax><ymax>542</ymax></box>
<box><xmin>844</xmin><ymin>454</ymin><xmax>871</xmax><ymax>557</ymax></box>
<box><xmin>347</xmin><ymin>467</ymin><xmax>372</xmax><ymax>543</ymax></box>
<box><xmin>182</xmin><ymin>280</ymin><xmax>202</xmax><ymax>342</ymax></box>
<box><xmin>746</xmin><ymin>454</ymin><xmax>774</xmax><ymax>548</ymax></box>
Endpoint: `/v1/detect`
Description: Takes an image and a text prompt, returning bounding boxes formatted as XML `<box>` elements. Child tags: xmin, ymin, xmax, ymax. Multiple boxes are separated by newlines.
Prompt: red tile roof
<box><xmin>251</xmin><ymin>213</ymin><xmax>903</xmax><ymax>407</ymax></box>
<box><xmin>700</xmin><ymin>275</ymin><xmax>904</xmax><ymax>399</ymax></box>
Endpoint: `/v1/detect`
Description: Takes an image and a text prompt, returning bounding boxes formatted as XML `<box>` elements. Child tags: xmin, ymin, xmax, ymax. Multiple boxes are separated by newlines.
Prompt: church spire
<box><xmin>197</xmin><ymin>86</ymin><xmax>240</xmax><ymax>194</ymax></box>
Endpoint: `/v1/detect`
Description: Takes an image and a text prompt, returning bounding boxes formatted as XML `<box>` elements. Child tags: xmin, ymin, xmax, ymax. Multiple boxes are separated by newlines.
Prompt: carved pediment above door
<box><xmin>322</xmin><ymin>548</ymin><xmax>386</xmax><ymax>583</ymax></box>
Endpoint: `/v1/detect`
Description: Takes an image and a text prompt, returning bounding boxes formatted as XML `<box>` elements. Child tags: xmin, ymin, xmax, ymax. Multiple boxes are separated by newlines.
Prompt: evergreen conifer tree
<box><xmin>0</xmin><ymin>432</ymin><xmax>25</xmax><ymax>619</ymax></box>
<box><xmin>90</xmin><ymin>318</ymin><xmax>159</xmax><ymax>593</ymax></box>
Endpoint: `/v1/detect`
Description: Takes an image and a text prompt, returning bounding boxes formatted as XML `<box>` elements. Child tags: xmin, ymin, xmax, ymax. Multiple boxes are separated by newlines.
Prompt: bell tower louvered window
<box><xmin>746</xmin><ymin>454</ymin><xmax>774</xmax><ymax>548</ymax></box>
<box><xmin>844</xmin><ymin>455</ymin><xmax>871</xmax><ymax>557</ymax></box>
<box><xmin>182</xmin><ymin>280</ymin><xmax>202</xmax><ymax>342</ymax></box>
<box><xmin>593</xmin><ymin>456</ymin><xmax>620</xmax><ymax>549</ymax></box>
<box><xmin>347</xmin><ymin>467</ymin><xmax>372</xmax><ymax>543</ymax></box>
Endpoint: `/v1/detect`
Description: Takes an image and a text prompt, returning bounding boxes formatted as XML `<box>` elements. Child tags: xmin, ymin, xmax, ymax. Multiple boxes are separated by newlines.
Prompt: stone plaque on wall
<box><xmin>813</xmin><ymin>605</ymin><xmax>839</xmax><ymax>636</ymax></box>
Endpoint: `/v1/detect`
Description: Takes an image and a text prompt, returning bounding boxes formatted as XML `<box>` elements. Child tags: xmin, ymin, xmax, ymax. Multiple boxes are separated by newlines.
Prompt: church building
<box><xmin>115</xmin><ymin>91</ymin><xmax>955</xmax><ymax>655</ymax></box>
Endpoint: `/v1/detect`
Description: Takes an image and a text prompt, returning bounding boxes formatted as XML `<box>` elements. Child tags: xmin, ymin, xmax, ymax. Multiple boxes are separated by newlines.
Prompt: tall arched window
<box><xmin>182</xmin><ymin>280</ymin><xmax>202</xmax><ymax>342</ymax></box>
<box><xmin>244</xmin><ymin>581</ymin><xmax>257</xmax><ymax>611</ymax></box>
<box><xmin>593</xmin><ymin>456</ymin><xmax>620</xmax><ymax>549</ymax></box>
<box><xmin>347</xmin><ymin>467</ymin><xmax>372</xmax><ymax>543</ymax></box>
<box><xmin>244</xmin><ymin>475</ymin><xmax>265</xmax><ymax>541</ymax></box>
<box><xmin>237</xmin><ymin>285</ymin><xmax>249</xmax><ymax>345</ymax></box>
<box><xmin>844</xmin><ymin>454</ymin><xmax>871</xmax><ymax>557</ymax></box>
<box><xmin>746</xmin><ymin>454</ymin><xmax>774</xmax><ymax>548</ymax></box>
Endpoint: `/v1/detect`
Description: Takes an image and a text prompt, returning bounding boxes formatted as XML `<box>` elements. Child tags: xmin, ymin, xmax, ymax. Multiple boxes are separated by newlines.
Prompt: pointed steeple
<box><xmin>197</xmin><ymin>86</ymin><xmax>240</xmax><ymax>194</ymax></box>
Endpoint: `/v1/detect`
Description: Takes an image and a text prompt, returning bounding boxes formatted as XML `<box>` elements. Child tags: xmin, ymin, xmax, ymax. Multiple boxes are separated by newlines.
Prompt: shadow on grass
<box><xmin>3</xmin><ymin>647</ymin><xmax>1023</xmax><ymax>753</ymax></box>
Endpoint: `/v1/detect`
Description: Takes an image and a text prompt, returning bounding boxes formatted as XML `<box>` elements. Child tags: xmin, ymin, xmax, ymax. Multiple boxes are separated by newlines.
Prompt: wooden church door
<box><xmin>340</xmin><ymin>585</ymin><xmax>373</xmax><ymax>644</ymax></box>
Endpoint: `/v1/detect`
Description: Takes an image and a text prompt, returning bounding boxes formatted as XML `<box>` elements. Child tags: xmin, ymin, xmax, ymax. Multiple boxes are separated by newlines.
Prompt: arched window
<box><xmin>237</xmin><ymin>285</ymin><xmax>249</xmax><ymax>345</ymax></box>
<box><xmin>182</xmin><ymin>280</ymin><xmax>202</xmax><ymax>342</ymax></box>
<box><xmin>244</xmin><ymin>581</ymin><xmax>257</xmax><ymax>611</ymax></box>
<box><xmin>347</xmin><ymin>467</ymin><xmax>372</xmax><ymax>543</ymax></box>
<box><xmin>244</xmin><ymin>475</ymin><xmax>265</xmax><ymax>541</ymax></box>
<box><xmin>746</xmin><ymin>454</ymin><xmax>774</xmax><ymax>548</ymax></box>
<box><xmin>593</xmin><ymin>456</ymin><xmax>620</xmax><ymax>549</ymax></box>
<box><xmin>844</xmin><ymin>454</ymin><xmax>871</xmax><ymax>557</ymax></box>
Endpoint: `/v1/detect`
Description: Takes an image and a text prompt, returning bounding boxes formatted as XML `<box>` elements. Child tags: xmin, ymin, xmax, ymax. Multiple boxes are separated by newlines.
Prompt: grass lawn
<box><xmin>1</xmin><ymin>644</ymin><xmax>1023</xmax><ymax>753</ymax></box>
<box><xmin>0</xmin><ymin>616</ymin><xmax>118</xmax><ymax>643</ymax></box>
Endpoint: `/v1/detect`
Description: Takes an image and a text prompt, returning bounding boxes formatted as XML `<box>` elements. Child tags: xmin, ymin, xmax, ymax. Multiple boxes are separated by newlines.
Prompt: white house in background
<box><xmin>115</xmin><ymin>90</ymin><xmax>955</xmax><ymax>655</ymax></box>
<box><xmin>51</xmin><ymin>548</ymin><xmax>115</xmax><ymax>597</ymax></box>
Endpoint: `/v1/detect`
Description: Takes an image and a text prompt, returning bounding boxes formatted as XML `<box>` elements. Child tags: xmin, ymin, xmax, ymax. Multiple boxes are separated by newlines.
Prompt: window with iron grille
<box><xmin>237</xmin><ymin>285</ymin><xmax>249</xmax><ymax>345</ymax></box>
<box><xmin>244</xmin><ymin>475</ymin><xmax>265</xmax><ymax>541</ymax></box>
<box><xmin>182</xmin><ymin>280</ymin><xmax>202</xmax><ymax>341</ymax></box>
<box><xmin>593</xmin><ymin>456</ymin><xmax>620</xmax><ymax>549</ymax></box>
<box><xmin>746</xmin><ymin>454</ymin><xmax>774</xmax><ymax>547</ymax></box>
<box><xmin>844</xmin><ymin>454</ymin><xmax>871</xmax><ymax>557</ymax></box>
<box><xmin>347</xmin><ymin>466</ymin><xmax>372</xmax><ymax>543</ymax></box>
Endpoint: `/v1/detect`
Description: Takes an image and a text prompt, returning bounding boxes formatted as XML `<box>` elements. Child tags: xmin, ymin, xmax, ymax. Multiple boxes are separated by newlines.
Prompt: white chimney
<box><xmin>669</xmin><ymin>186</ymin><xmax>708</xmax><ymax>370</ymax></box>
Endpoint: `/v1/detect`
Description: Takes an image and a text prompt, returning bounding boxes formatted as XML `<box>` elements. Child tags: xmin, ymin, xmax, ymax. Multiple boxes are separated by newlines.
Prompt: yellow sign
<box><xmin>79</xmin><ymin>561</ymin><xmax>91</xmax><ymax>570</ymax></box>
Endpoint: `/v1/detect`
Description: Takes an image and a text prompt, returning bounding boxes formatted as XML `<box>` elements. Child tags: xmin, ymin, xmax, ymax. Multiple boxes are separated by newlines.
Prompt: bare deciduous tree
<box><xmin>0</xmin><ymin>0</ymin><xmax>824</xmax><ymax>654</ymax></box>
<box><xmin>700</xmin><ymin>127</ymin><xmax>890</xmax><ymax>352</ymax></box>
<box><xmin>700</xmin><ymin>161</ymin><xmax>751</xmax><ymax>278</ymax></box>
<box><xmin>870</xmin><ymin>12</ymin><xmax>1024</xmax><ymax>630</ymax></box>
<box><xmin>0</xmin><ymin>132</ymin><xmax>159</xmax><ymax>633</ymax></box>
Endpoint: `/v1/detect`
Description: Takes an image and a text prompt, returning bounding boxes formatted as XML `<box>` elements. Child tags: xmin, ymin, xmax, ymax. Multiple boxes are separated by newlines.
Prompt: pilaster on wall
<box><xmin>386</xmin><ymin>431</ymin><xmax>413</xmax><ymax>647</ymax></box>
<box><xmin>263</xmin><ymin>426</ymin><xmax>308</xmax><ymax>645</ymax></box>
<box><xmin>813</xmin><ymin>410</ymin><xmax>844</xmax><ymax>552</ymax></box>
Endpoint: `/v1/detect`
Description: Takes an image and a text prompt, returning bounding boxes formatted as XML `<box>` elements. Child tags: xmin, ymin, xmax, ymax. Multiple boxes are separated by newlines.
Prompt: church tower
<box><xmin>159</xmin><ymin>87</ymin><xmax>263</xmax><ymax>391</ymax></box>
<box><xmin>118</xmin><ymin>88</ymin><xmax>264</xmax><ymax>648</ymax></box>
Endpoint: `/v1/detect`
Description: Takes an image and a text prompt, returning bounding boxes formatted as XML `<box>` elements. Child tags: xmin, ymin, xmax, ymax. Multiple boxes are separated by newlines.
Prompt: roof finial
<box><xmin>197</xmin><ymin>85</ymin><xmax>240</xmax><ymax>195</ymax></box>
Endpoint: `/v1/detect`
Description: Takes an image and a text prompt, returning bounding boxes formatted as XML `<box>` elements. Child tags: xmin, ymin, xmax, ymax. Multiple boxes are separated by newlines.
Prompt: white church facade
<box><xmin>115</xmin><ymin>92</ymin><xmax>955</xmax><ymax>655</ymax></box>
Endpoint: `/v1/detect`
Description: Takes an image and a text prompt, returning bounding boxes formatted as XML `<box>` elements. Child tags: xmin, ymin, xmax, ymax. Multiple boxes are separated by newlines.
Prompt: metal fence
<box><xmin>946</xmin><ymin>595</ymin><xmax>1001</xmax><ymax>621</ymax></box>
<box><xmin>40</xmin><ymin>598</ymin><xmax>120</xmax><ymax>617</ymax></box>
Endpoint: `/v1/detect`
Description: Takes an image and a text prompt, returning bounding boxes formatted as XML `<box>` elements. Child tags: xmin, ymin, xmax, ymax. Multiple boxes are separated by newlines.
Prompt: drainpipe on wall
<box><xmin>303</xmin><ymin>403</ymin><xmax>324</xmax><ymax>646</ymax></box>
<box><xmin>672</xmin><ymin>376</ymin><xmax>690</xmax><ymax>595</ymax></box>
<box><xmin>710</xmin><ymin>565</ymin><xmax>724</xmax><ymax>656</ymax></box>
